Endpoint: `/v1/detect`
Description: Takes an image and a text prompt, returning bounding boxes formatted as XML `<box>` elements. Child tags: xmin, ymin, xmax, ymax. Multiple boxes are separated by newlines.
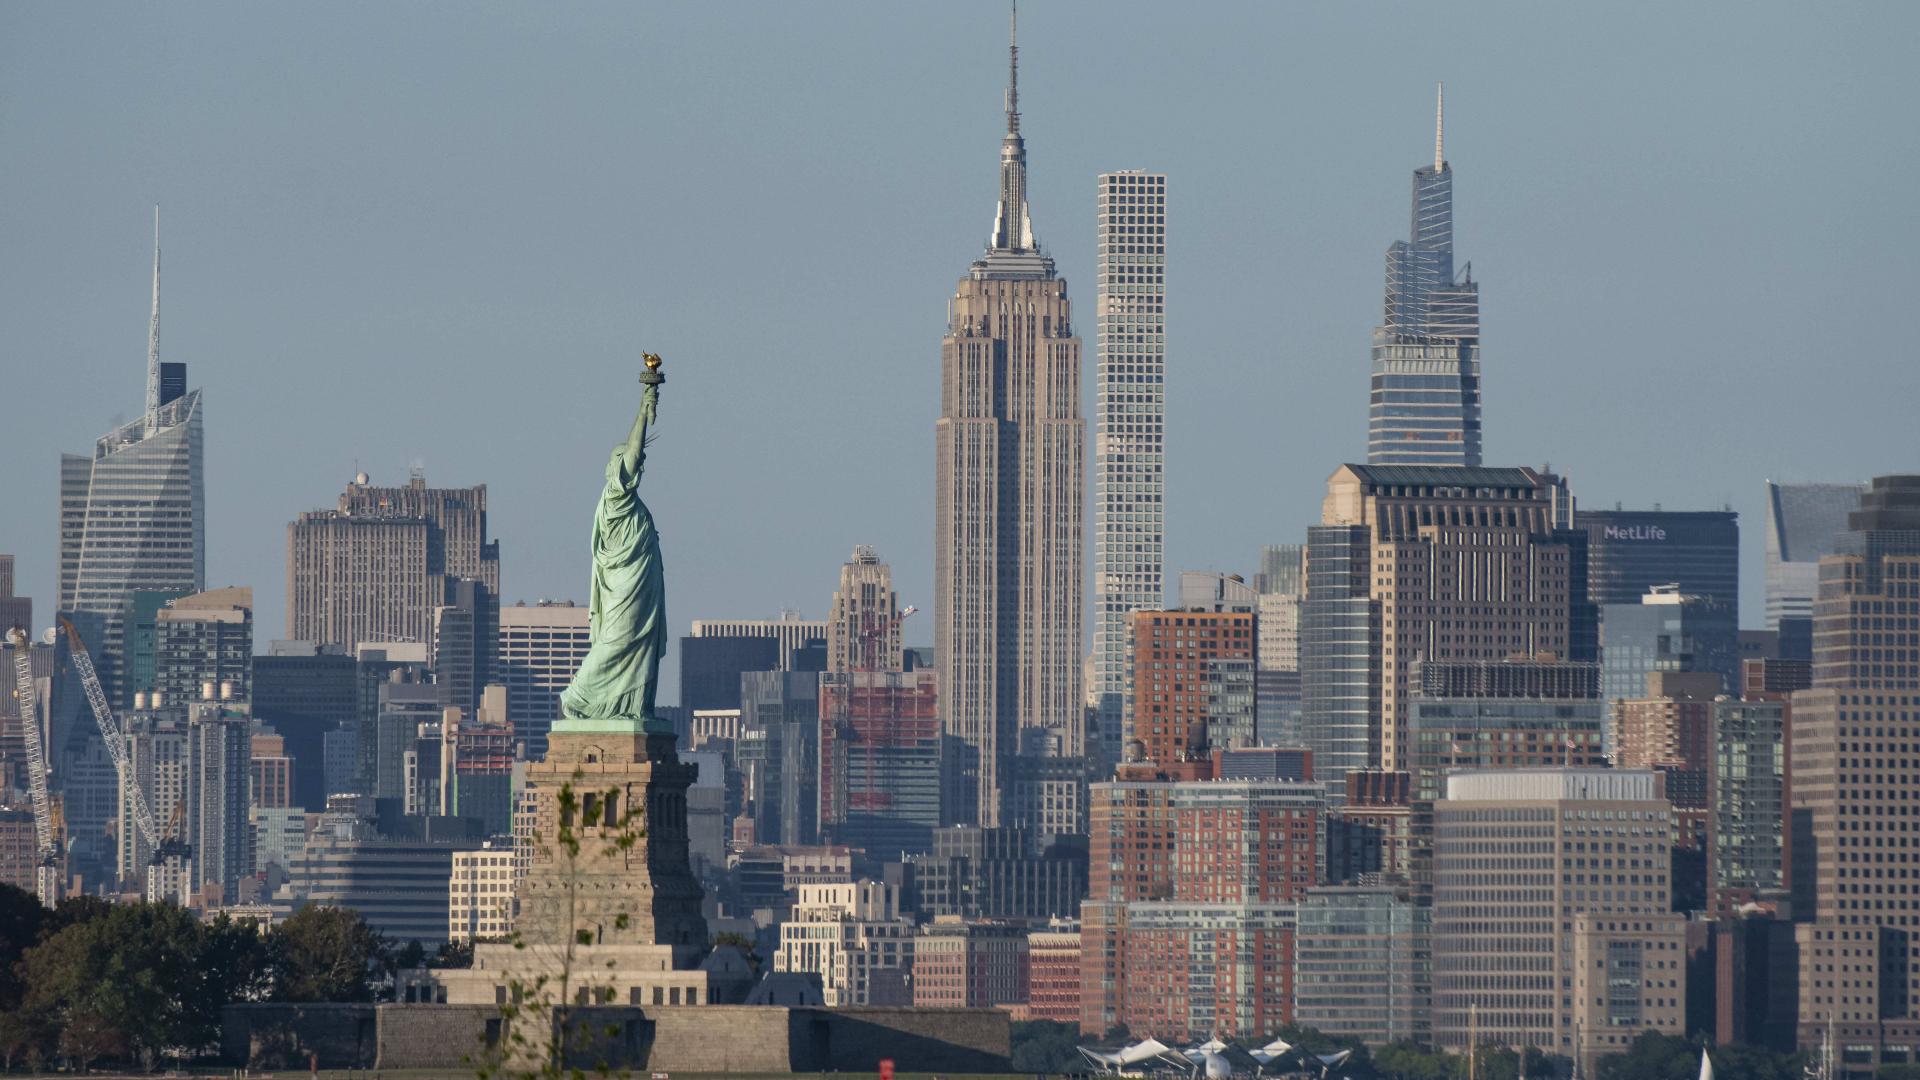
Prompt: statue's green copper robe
<box><xmin>558</xmin><ymin>437</ymin><xmax>667</xmax><ymax>731</ymax></box>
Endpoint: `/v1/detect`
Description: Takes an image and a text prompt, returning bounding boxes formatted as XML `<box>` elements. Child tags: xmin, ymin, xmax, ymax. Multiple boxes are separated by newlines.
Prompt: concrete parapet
<box><xmin>220</xmin><ymin>1003</ymin><xmax>376</xmax><ymax>1069</ymax></box>
<box><xmin>222</xmin><ymin>1002</ymin><xmax>1010</xmax><ymax>1073</ymax></box>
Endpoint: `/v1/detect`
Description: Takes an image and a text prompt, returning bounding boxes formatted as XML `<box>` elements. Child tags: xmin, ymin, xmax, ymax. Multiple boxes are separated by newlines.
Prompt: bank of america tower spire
<box><xmin>1368</xmin><ymin>84</ymin><xmax>1483</xmax><ymax>465</ymax></box>
<box><xmin>935</xmin><ymin>4</ymin><xmax>1085</xmax><ymax>827</ymax></box>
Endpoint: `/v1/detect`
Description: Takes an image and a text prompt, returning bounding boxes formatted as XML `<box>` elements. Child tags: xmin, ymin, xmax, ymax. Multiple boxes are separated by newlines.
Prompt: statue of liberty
<box><xmin>556</xmin><ymin>353</ymin><xmax>672</xmax><ymax>735</ymax></box>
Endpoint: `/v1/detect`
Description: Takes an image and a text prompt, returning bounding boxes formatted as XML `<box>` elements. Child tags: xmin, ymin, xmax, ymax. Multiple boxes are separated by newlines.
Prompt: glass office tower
<box><xmin>1368</xmin><ymin>86</ymin><xmax>1482</xmax><ymax>466</ymax></box>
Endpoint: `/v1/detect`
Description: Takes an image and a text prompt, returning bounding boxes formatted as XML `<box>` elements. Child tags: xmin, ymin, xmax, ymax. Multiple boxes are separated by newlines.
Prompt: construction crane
<box><xmin>857</xmin><ymin>604</ymin><xmax>917</xmax><ymax>675</ymax></box>
<box><xmin>146</xmin><ymin>796</ymin><xmax>192</xmax><ymax>906</ymax></box>
<box><xmin>57</xmin><ymin>617</ymin><xmax>164</xmax><ymax>885</ymax></box>
<box><xmin>7</xmin><ymin>628</ymin><xmax>59</xmax><ymax>905</ymax></box>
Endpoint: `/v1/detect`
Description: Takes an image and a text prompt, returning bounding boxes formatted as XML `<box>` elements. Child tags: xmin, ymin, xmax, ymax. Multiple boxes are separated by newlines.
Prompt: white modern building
<box><xmin>448</xmin><ymin>843</ymin><xmax>517</xmax><ymax>944</ymax></box>
<box><xmin>689</xmin><ymin>615</ymin><xmax>828</xmax><ymax>671</ymax></box>
<box><xmin>774</xmin><ymin>880</ymin><xmax>915</xmax><ymax>1006</ymax></box>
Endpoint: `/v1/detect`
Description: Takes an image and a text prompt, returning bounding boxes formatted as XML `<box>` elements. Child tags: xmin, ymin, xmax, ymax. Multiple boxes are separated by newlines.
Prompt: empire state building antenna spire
<box><xmin>145</xmin><ymin>205</ymin><xmax>162</xmax><ymax>431</ymax></box>
<box><xmin>989</xmin><ymin>0</ymin><xmax>1034</xmax><ymax>253</ymax></box>
<box><xmin>1006</xmin><ymin>0</ymin><xmax>1019</xmax><ymax>135</ymax></box>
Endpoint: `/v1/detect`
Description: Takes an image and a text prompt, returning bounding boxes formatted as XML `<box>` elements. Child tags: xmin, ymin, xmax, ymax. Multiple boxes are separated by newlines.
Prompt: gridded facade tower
<box><xmin>286</xmin><ymin>473</ymin><xmax>500</xmax><ymax>653</ymax></box>
<box><xmin>1091</xmin><ymin>171</ymin><xmax>1167</xmax><ymax>767</ymax></box>
<box><xmin>1302</xmin><ymin>465</ymin><xmax>1588</xmax><ymax>787</ymax></box>
<box><xmin>494</xmin><ymin>601</ymin><xmax>590</xmax><ymax>759</ymax></box>
<box><xmin>1790</xmin><ymin>475</ymin><xmax>1920</xmax><ymax>1060</ymax></box>
<box><xmin>1369</xmin><ymin>86</ymin><xmax>1483</xmax><ymax>467</ymax></box>
<box><xmin>1432</xmin><ymin>769</ymin><xmax>1681</xmax><ymax>1070</ymax></box>
<box><xmin>59</xmin><ymin>392</ymin><xmax>205</xmax><ymax>702</ymax></box>
<box><xmin>1128</xmin><ymin>610</ymin><xmax>1254</xmax><ymax>764</ymax></box>
<box><xmin>154</xmin><ymin>587</ymin><xmax>253</xmax><ymax>706</ymax></box>
<box><xmin>689</xmin><ymin>614</ymin><xmax>828</xmax><ymax>671</ymax></box>
<box><xmin>936</xmin><ymin>13</ymin><xmax>1084</xmax><ymax>826</ymax></box>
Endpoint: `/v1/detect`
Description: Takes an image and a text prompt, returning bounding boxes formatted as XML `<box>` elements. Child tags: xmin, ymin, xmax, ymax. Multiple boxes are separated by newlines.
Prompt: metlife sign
<box><xmin>1602</xmin><ymin>524</ymin><xmax>1668</xmax><ymax>542</ymax></box>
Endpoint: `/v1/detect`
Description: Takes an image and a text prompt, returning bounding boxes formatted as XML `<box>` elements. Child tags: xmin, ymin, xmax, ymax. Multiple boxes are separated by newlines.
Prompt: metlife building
<box><xmin>1576</xmin><ymin>509</ymin><xmax>1740</xmax><ymax>619</ymax></box>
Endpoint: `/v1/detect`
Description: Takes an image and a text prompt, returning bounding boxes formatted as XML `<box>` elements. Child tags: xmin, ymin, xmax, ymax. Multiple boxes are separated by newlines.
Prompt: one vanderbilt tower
<box><xmin>1368</xmin><ymin>85</ymin><xmax>1483</xmax><ymax>466</ymax></box>
<box><xmin>935</xmin><ymin>7</ymin><xmax>1084</xmax><ymax>827</ymax></box>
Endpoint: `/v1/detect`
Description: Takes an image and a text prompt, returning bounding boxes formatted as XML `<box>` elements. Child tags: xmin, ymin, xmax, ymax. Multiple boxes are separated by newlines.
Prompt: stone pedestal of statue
<box><xmin>514</xmin><ymin>729</ymin><xmax>709</xmax><ymax>964</ymax></box>
<box><xmin>437</xmin><ymin>728</ymin><xmax>745</xmax><ymax>1010</ymax></box>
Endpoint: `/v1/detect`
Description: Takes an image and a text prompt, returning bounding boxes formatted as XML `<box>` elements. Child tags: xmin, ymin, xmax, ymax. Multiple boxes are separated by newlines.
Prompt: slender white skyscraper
<box><xmin>1090</xmin><ymin>171</ymin><xmax>1166</xmax><ymax>765</ymax></box>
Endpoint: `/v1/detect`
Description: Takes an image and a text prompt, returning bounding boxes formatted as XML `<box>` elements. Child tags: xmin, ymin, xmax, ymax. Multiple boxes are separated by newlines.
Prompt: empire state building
<box><xmin>934</xmin><ymin>9</ymin><xmax>1084</xmax><ymax>827</ymax></box>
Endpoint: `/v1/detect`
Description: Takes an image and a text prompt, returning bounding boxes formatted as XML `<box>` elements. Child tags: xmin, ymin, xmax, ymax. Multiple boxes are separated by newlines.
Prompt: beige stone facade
<box><xmin>935</xmin><ymin>258</ymin><xmax>1084</xmax><ymax>824</ymax></box>
<box><xmin>1316</xmin><ymin>464</ymin><xmax>1581</xmax><ymax>774</ymax></box>
<box><xmin>1788</xmin><ymin>477</ymin><xmax>1920</xmax><ymax>1064</ymax></box>
<box><xmin>1570</xmin><ymin>913</ymin><xmax>1687</xmax><ymax>1070</ymax></box>
<box><xmin>934</xmin><ymin>25</ymin><xmax>1083</xmax><ymax>826</ymax></box>
<box><xmin>286</xmin><ymin>476</ymin><xmax>498</xmax><ymax>652</ymax></box>
<box><xmin>1431</xmin><ymin>769</ymin><xmax>1677</xmax><ymax>1067</ymax></box>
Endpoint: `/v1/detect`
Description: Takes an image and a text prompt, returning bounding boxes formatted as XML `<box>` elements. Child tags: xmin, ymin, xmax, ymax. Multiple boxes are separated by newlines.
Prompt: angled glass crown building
<box><xmin>59</xmin><ymin>215</ymin><xmax>205</xmax><ymax>703</ymax></box>
<box><xmin>1368</xmin><ymin>86</ymin><xmax>1482</xmax><ymax>467</ymax></box>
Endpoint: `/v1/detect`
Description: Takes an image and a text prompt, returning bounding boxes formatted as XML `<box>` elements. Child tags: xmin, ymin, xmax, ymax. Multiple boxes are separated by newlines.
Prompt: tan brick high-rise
<box><xmin>1790</xmin><ymin>475</ymin><xmax>1920</xmax><ymax>1066</ymax></box>
<box><xmin>1305</xmin><ymin>464</ymin><xmax>1588</xmax><ymax>785</ymax></box>
<box><xmin>935</xmin><ymin>15</ymin><xmax>1083</xmax><ymax>826</ymax></box>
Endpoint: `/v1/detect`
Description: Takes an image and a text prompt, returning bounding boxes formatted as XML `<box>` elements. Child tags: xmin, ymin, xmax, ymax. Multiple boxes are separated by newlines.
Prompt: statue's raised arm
<box><xmin>555</xmin><ymin>354</ymin><xmax>673</xmax><ymax>735</ymax></box>
<box><xmin>619</xmin><ymin>353</ymin><xmax>664</xmax><ymax>480</ymax></box>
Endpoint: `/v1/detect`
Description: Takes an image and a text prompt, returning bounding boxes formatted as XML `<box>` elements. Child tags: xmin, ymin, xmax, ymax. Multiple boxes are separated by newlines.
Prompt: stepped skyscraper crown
<box><xmin>1367</xmin><ymin>84</ymin><xmax>1483</xmax><ymax>467</ymax></box>
<box><xmin>989</xmin><ymin>2</ymin><xmax>1034</xmax><ymax>255</ymax></box>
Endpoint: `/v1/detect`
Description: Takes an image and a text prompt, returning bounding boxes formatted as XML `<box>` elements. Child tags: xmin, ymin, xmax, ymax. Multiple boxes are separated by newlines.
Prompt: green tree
<box><xmin>1599</xmin><ymin>1034</ymin><xmax>1805</xmax><ymax>1080</ymax></box>
<box><xmin>45</xmin><ymin>894</ymin><xmax>113</xmax><ymax>933</ymax></box>
<box><xmin>0</xmin><ymin>882</ymin><xmax>49</xmax><ymax>1013</ymax></box>
<box><xmin>197</xmin><ymin>913</ymin><xmax>272</xmax><ymax>1013</ymax></box>
<box><xmin>269</xmin><ymin>905</ymin><xmax>388</xmax><ymax>1003</ymax></box>
<box><xmin>17</xmin><ymin>900</ymin><xmax>214</xmax><ymax>1069</ymax></box>
<box><xmin>1374</xmin><ymin>1039</ymin><xmax>1464</xmax><ymax>1080</ymax></box>
<box><xmin>436</xmin><ymin>938</ymin><xmax>477</xmax><ymax>968</ymax></box>
<box><xmin>1599</xmin><ymin>1033</ymin><xmax>1701</xmax><ymax>1080</ymax></box>
<box><xmin>1011</xmin><ymin>1020</ymin><xmax>1084</xmax><ymax>1073</ymax></box>
<box><xmin>711</xmin><ymin>930</ymin><xmax>760</xmax><ymax>973</ymax></box>
<box><xmin>393</xmin><ymin>937</ymin><xmax>429</xmax><ymax>971</ymax></box>
<box><xmin>0</xmin><ymin>1007</ymin><xmax>49</xmax><ymax>1073</ymax></box>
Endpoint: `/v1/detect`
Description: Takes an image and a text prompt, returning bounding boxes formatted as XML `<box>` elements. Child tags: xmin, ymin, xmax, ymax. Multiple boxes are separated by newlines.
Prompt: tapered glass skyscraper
<box><xmin>59</xmin><ymin>210</ymin><xmax>206</xmax><ymax>702</ymax></box>
<box><xmin>1090</xmin><ymin>171</ymin><xmax>1166</xmax><ymax>765</ymax></box>
<box><xmin>1368</xmin><ymin>86</ymin><xmax>1482</xmax><ymax>466</ymax></box>
<box><xmin>935</xmin><ymin>10</ymin><xmax>1084</xmax><ymax>826</ymax></box>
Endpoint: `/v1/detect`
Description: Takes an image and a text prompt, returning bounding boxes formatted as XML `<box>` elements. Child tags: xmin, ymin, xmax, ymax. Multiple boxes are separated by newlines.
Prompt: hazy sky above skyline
<box><xmin>4</xmin><ymin>3</ymin><xmax>1917</xmax><ymax>702</ymax></box>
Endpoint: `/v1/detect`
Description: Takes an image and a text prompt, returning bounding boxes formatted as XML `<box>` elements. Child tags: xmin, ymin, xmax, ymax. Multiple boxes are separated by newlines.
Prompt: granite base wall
<box><xmin>376</xmin><ymin>1005</ymin><xmax>498</xmax><ymax>1069</ymax></box>
<box><xmin>222</xmin><ymin>1002</ymin><xmax>1010</xmax><ymax>1073</ymax></box>
<box><xmin>824</xmin><ymin>1007</ymin><xmax>1012</xmax><ymax>1072</ymax></box>
<box><xmin>220</xmin><ymin>1004</ymin><xmax>377</xmax><ymax>1069</ymax></box>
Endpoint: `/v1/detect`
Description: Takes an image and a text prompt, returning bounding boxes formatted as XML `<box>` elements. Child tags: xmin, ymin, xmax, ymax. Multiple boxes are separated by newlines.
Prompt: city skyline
<box><xmin>3</xmin><ymin>4</ymin><xmax>1917</xmax><ymax>706</ymax></box>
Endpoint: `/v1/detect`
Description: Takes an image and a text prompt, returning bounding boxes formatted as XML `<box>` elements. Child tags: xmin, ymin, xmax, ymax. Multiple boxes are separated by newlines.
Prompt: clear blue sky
<box><xmin>4</xmin><ymin>3</ymin><xmax>1916</xmax><ymax>701</ymax></box>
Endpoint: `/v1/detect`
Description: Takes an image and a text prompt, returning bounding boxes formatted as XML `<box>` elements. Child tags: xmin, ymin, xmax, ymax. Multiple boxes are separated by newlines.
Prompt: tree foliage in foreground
<box><xmin>0</xmin><ymin>882</ymin><xmax>391</xmax><ymax>1070</ymax></box>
